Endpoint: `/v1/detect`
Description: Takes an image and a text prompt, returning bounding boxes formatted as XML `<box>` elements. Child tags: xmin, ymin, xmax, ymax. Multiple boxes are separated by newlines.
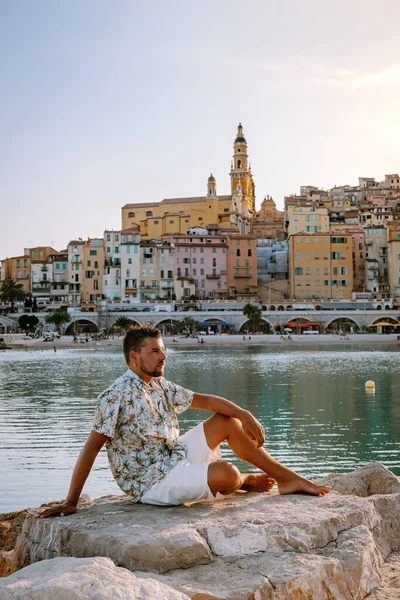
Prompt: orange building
<box><xmin>226</xmin><ymin>235</ymin><xmax>258</xmax><ymax>297</ymax></box>
<box><xmin>289</xmin><ymin>233</ymin><xmax>353</xmax><ymax>300</ymax></box>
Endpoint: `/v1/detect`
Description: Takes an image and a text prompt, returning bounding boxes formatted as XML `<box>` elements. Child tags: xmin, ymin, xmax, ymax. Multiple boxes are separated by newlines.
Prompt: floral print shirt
<box><xmin>92</xmin><ymin>369</ymin><xmax>194</xmax><ymax>501</ymax></box>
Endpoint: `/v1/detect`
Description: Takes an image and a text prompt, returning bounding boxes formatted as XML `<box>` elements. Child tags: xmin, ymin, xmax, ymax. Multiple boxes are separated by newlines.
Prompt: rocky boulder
<box><xmin>1</xmin><ymin>463</ymin><xmax>400</xmax><ymax>599</ymax></box>
<box><xmin>0</xmin><ymin>556</ymin><xmax>190</xmax><ymax>600</ymax></box>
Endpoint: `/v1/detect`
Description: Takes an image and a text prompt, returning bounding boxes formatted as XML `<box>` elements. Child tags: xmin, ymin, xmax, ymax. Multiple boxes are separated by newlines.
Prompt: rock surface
<box><xmin>1</xmin><ymin>463</ymin><xmax>400</xmax><ymax>599</ymax></box>
<box><xmin>0</xmin><ymin>556</ymin><xmax>190</xmax><ymax>599</ymax></box>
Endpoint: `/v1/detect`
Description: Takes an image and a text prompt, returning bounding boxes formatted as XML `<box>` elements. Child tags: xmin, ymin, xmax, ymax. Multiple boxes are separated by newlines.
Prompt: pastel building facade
<box><xmin>387</xmin><ymin>221</ymin><xmax>400</xmax><ymax>299</ymax></box>
<box><xmin>226</xmin><ymin>235</ymin><xmax>258</xmax><ymax>296</ymax></box>
<box><xmin>289</xmin><ymin>233</ymin><xmax>353</xmax><ymax>300</ymax></box>
<box><xmin>171</xmin><ymin>234</ymin><xmax>228</xmax><ymax>299</ymax></box>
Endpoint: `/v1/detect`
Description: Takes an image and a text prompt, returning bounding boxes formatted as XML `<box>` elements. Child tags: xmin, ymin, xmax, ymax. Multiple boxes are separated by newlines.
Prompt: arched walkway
<box><xmin>65</xmin><ymin>319</ymin><xmax>99</xmax><ymax>335</ymax></box>
<box><xmin>325</xmin><ymin>317</ymin><xmax>361</xmax><ymax>333</ymax></box>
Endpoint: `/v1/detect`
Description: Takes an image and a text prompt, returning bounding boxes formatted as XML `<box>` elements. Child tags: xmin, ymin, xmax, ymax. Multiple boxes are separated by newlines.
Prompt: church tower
<box><xmin>230</xmin><ymin>123</ymin><xmax>255</xmax><ymax>217</ymax></box>
<box><xmin>207</xmin><ymin>173</ymin><xmax>217</xmax><ymax>197</ymax></box>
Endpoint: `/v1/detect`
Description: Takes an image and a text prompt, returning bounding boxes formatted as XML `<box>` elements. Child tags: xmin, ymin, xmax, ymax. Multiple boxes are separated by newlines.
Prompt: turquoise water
<box><xmin>0</xmin><ymin>346</ymin><xmax>399</xmax><ymax>512</ymax></box>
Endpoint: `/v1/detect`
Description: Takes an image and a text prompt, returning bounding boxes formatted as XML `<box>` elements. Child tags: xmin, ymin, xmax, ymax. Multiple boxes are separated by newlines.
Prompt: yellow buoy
<box><xmin>365</xmin><ymin>380</ymin><xmax>375</xmax><ymax>389</ymax></box>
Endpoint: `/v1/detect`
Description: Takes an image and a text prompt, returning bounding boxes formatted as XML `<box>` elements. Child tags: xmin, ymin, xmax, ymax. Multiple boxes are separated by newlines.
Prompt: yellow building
<box><xmin>121</xmin><ymin>124</ymin><xmax>255</xmax><ymax>237</ymax></box>
<box><xmin>289</xmin><ymin>233</ymin><xmax>353</xmax><ymax>300</ymax></box>
<box><xmin>0</xmin><ymin>255</ymin><xmax>31</xmax><ymax>294</ymax></box>
<box><xmin>387</xmin><ymin>221</ymin><xmax>400</xmax><ymax>299</ymax></box>
<box><xmin>81</xmin><ymin>238</ymin><xmax>105</xmax><ymax>310</ymax></box>
<box><xmin>287</xmin><ymin>206</ymin><xmax>330</xmax><ymax>237</ymax></box>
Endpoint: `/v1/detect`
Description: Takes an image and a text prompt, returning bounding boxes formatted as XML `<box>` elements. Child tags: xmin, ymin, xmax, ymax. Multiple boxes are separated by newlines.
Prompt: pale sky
<box><xmin>1</xmin><ymin>0</ymin><xmax>400</xmax><ymax>259</ymax></box>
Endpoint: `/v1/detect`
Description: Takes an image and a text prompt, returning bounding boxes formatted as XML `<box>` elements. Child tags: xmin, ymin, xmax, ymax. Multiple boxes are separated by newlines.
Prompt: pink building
<box><xmin>171</xmin><ymin>233</ymin><xmax>228</xmax><ymax>299</ymax></box>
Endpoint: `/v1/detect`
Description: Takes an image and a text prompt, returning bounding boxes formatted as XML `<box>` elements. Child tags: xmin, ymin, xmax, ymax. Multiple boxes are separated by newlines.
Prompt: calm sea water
<box><xmin>0</xmin><ymin>345</ymin><xmax>399</xmax><ymax>513</ymax></box>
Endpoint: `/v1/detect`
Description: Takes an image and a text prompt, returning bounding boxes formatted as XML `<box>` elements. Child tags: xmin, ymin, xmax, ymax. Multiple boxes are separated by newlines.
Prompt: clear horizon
<box><xmin>1</xmin><ymin>0</ymin><xmax>399</xmax><ymax>258</ymax></box>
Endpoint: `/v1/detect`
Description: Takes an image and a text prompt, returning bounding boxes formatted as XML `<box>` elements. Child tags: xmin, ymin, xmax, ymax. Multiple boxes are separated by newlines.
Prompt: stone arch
<box><xmin>238</xmin><ymin>318</ymin><xmax>272</xmax><ymax>333</ymax></box>
<box><xmin>367</xmin><ymin>317</ymin><xmax>400</xmax><ymax>331</ymax></box>
<box><xmin>65</xmin><ymin>319</ymin><xmax>99</xmax><ymax>335</ymax></box>
<box><xmin>325</xmin><ymin>317</ymin><xmax>361</xmax><ymax>332</ymax></box>
<box><xmin>0</xmin><ymin>315</ymin><xmax>17</xmax><ymax>333</ymax></box>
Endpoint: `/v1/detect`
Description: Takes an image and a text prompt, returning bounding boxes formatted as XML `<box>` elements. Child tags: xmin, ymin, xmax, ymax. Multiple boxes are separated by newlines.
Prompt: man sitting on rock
<box><xmin>40</xmin><ymin>325</ymin><xmax>330</xmax><ymax>518</ymax></box>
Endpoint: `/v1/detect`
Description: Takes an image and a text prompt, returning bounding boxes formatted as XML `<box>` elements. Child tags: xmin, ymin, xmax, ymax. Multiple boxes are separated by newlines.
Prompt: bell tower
<box><xmin>230</xmin><ymin>123</ymin><xmax>255</xmax><ymax>217</ymax></box>
<box><xmin>207</xmin><ymin>173</ymin><xmax>217</xmax><ymax>197</ymax></box>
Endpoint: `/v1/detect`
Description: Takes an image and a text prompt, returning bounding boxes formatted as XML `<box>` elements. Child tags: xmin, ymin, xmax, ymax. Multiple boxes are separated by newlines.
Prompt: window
<box><xmin>200</xmin><ymin>269</ymin><xmax>204</xmax><ymax>276</ymax></box>
<box><xmin>128</xmin><ymin>212</ymin><xmax>135</xmax><ymax>218</ymax></box>
<box><xmin>236</xmin><ymin>249</ymin><xmax>241</xmax><ymax>256</ymax></box>
<box><xmin>106</xmin><ymin>246</ymin><xmax>111</xmax><ymax>253</ymax></box>
<box><xmin>146</xmin><ymin>211</ymin><xmax>153</xmax><ymax>217</ymax></box>
<box><xmin>89</xmin><ymin>250</ymin><xmax>97</xmax><ymax>256</ymax></box>
<box><xmin>169</xmin><ymin>220</ymin><xmax>175</xmax><ymax>224</ymax></box>
<box><xmin>296</xmin><ymin>252</ymin><xmax>301</xmax><ymax>260</ymax></box>
<box><xmin>154</xmin><ymin>220</ymin><xmax>159</xmax><ymax>224</ymax></box>
<box><xmin>248</xmin><ymin>249</ymin><xmax>252</xmax><ymax>257</ymax></box>
<box><xmin>315</xmin><ymin>267</ymin><xmax>320</xmax><ymax>275</ymax></box>
<box><xmin>295</xmin><ymin>267</ymin><xmax>303</xmax><ymax>275</ymax></box>
<box><xmin>315</xmin><ymin>252</ymin><xmax>320</xmax><ymax>260</ymax></box>
<box><xmin>200</xmin><ymin>258</ymin><xmax>204</xmax><ymax>264</ymax></box>
<box><xmin>305</xmin><ymin>252</ymin><xmax>310</xmax><ymax>260</ymax></box>
<box><xmin>305</xmin><ymin>267</ymin><xmax>311</xmax><ymax>275</ymax></box>
<box><xmin>87</xmin><ymin>260</ymin><xmax>91</xmax><ymax>267</ymax></box>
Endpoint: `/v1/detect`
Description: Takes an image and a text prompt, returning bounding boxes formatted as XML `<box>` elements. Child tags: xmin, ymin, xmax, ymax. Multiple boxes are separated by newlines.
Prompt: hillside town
<box><xmin>1</xmin><ymin>124</ymin><xmax>400</xmax><ymax>313</ymax></box>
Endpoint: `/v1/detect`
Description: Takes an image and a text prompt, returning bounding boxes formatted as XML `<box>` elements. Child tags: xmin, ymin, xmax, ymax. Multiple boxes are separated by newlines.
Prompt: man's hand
<box><xmin>39</xmin><ymin>500</ymin><xmax>77</xmax><ymax>519</ymax></box>
<box><xmin>240</xmin><ymin>411</ymin><xmax>265</xmax><ymax>447</ymax></box>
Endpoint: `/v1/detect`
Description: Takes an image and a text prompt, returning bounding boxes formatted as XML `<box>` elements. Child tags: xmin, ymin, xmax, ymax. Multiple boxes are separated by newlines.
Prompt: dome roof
<box><xmin>234</xmin><ymin>135</ymin><xmax>246</xmax><ymax>144</ymax></box>
<box><xmin>208</xmin><ymin>174</ymin><xmax>216</xmax><ymax>181</ymax></box>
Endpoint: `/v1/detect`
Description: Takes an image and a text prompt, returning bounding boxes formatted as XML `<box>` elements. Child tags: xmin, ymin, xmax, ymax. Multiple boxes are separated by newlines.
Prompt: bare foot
<box><xmin>240</xmin><ymin>473</ymin><xmax>276</xmax><ymax>493</ymax></box>
<box><xmin>278</xmin><ymin>476</ymin><xmax>331</xmax><ymax>496</ymax></box>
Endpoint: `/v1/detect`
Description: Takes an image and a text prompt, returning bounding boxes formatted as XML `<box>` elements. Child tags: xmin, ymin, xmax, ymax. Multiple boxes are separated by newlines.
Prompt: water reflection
<box><xmin>0</xmin><ymin>346</ymin><xmax>399</xmax><ymax>512</ymax></box>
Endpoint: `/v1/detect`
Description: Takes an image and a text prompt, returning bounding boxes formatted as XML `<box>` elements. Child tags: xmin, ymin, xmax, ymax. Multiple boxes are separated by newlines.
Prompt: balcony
<box><xmin>41</xmin><ymin>265</ymin><xmax>48</xmax><ymax>272</ymax></box>
<box><xmin>206</xmin><ymin>274</ymin><xmax>221</xmax><ymax>279</ymax></box>
<box><xmin>139</xmin><ymin>284</ymin><xmax>159</xmax><ymax>290</ymax></box>
<box><xmin>71</xmin><ymin>258</ymin><xmax>82</xmax><ymax>264</ymax></box>
<box><xmin>177</xmin><ymin>276</ymin><xmax>194</xmax><ymax>283</ymax></box>
<box><xmin>234</xmin><ymin>268</ymin><xmax>252</xmax><ymax>279</ymax></box>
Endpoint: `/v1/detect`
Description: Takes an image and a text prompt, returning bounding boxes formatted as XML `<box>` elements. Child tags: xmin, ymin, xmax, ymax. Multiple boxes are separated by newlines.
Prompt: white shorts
<box><xmin>140</xmin><ymin>423</ymin><xmax>221</xmax><ymax>506</ymax></box>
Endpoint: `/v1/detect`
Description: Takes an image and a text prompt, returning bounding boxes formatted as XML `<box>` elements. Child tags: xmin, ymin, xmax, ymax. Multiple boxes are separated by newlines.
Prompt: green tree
<box><xmin>45</xmin><ymin>308</ymin><xmax>71</xmax><ymax>333</ymax></box>
<box><xmin>177</xmin><ymin>316</ymin><xmax>198</xmax><ymax>335</ymax></box>
<box><xmin>243</xmin><ymin>303</ymin><xmax>262</xmax><ymax>333</ymax></box>
<box><xmin>115</xmin><ymin>316</ymin><xmax>130</xmax><ymax>333</ymax></box>
<box><xmin>18</xmin><ymin>314</ymin><xmax>39</xmax><ymax>333</ymax></box>
<box><xmin>0</xmin><ymin>278</ymin><xmax>27</xmax><ymax>312</ymax></box>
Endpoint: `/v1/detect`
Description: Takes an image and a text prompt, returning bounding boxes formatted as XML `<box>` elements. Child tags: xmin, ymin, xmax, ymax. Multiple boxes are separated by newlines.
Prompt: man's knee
<box><xmin>208</xmin><ymin>461</ymin><xmax>242</xmax><ymax>496</ymax></box>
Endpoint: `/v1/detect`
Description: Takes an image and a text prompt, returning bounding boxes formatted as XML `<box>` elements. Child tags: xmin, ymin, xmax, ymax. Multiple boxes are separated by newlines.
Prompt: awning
<box><xmin>284</xmin><ymin>321</ymin><xmax>321</xmax><ymax>327</ymax></box>
<box><xmin>199</xmin><ymin>321</ymin><xmax>232</xmax><ymax>327</ymax></box>
<box><xmin>369</xmin><ymin>322</ymin><xmax>400</xmax><ymax>327</ymax></box>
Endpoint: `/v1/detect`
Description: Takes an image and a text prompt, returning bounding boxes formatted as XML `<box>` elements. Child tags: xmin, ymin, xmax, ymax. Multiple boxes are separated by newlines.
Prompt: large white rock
<box><xmin>4</xmin><ymin>464</ymin><xmax>400</xmax><ymax>600</ymax></box>
<box><xmin>0</xmin><ymin>556</ymin><xmax>190</xmax><ymax>600</ymax></box>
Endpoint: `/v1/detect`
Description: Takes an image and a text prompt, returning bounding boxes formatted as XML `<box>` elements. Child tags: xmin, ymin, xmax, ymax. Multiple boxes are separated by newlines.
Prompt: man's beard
<box><xmin>139</xmin><ymin>359</ymin><xmax>165</xmax><ymax>378</ymax></box>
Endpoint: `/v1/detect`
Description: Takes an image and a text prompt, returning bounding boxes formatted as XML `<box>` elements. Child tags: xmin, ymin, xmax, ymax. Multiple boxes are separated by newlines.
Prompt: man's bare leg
<box><xmin>204</xmin><ymin>413</ymin><xmax>331</xmax><ymax>496</ymax></box>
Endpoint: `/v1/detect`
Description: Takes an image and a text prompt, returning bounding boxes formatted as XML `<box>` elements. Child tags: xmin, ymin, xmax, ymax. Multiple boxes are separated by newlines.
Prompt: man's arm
<box><xmin>190</xmin><ymin>393</ymin><xmax>265</xmax><ymax>447</ymax></box>
<box><xmin>39</xmin><ymin>430</ymin><xmax>108</xmax><ymax>518</ymax></box>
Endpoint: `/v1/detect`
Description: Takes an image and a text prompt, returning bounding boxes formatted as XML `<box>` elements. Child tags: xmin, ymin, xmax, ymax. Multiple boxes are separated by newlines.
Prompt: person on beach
<box><xmin>40</xmin><ymin>325</ymin><xmax>330</xmax><ymax>518</ymax></box>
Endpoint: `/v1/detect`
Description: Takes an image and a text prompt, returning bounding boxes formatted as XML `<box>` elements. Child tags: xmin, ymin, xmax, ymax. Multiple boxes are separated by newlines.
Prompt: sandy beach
<box><xmin>3</xmin><ymin>333</ymin><xmax>400</xmax><ymax>351</ymax></box>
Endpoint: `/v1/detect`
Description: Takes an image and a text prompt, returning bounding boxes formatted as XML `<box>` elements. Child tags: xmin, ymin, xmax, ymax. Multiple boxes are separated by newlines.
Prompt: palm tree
<box><xmin>177</xmin><ymin>316</ymin><xmax>198</xmax><ymax>336</ymax></box>
<box><xmin>0</xmin><ymin>278</ymin><xmax>26</xmax><ymax>312</ymax></box>
<box><xmin>243</xmin><ymin>303</ymin><xmax>262</xmax><ymax>333</ymax></box>
<box><xmin>115</xmin><ymin>316</ymin><xmax>130</xmax><ymax>333</ymax></box>
<box><xmin>45</xmin><ymin>308</ymin><xmax>71</xmax><ymax>333</ymax></box>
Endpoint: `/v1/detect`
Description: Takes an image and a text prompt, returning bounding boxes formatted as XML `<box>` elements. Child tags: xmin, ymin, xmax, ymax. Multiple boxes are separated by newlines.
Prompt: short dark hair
<box><xmin>123</xmin><ymin>325</ymin><xmax>162</xmax><ymax>364</ymax></box>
